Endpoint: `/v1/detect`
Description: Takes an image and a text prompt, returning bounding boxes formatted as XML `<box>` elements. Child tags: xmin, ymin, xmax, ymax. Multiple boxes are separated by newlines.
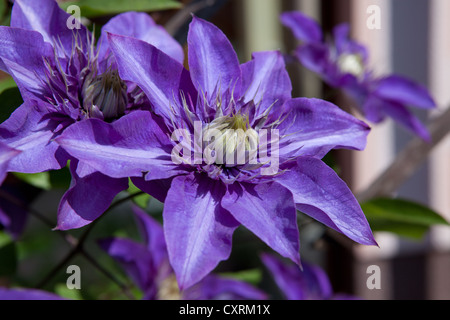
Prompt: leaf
<box><xmin>54</xmin><ymin>283</ymin><xmax>83</xmax><ymax>300</ymax></box>
<box><xmin>0</xmin><ymin>76</ymin><xmax>17</xmax><ymax>94</ymax></box>
<box><xmin>13</xmin><ymin>172</ymin><xmax>52</xmax><ymax>191</ymax></box>
<box><xmin>0</xmin><ymin>86</ymin><xmax>23</xmax><ymax>123</ymax></box>
<box><xmin>219</xmin><ymin>269</ymin><xmax>263</xmax><ymax>286</ymax></box>
<box><xmin>0</xmin><ymin>233</ymin><xmax>17</xmax><ymax>276</ymax></box>
<box><xmin>127</xmin><ymin>179</ymin><xmax>151</xmax><ymax>209</ymax></box>
<box><xmin>361</xmin><ymin>198</ymin><xmax>450</xmax><ymax>240</ymax></box>
<box><xmin>59</xmin><ymin>0</ymin><xmax>182</xmax><ymax>18</ymax></box>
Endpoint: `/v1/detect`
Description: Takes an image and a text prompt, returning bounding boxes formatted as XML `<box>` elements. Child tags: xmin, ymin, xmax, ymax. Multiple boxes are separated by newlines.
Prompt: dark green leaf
<box><xmin>127</xmin><ymin>179</ymin><xmax>151</xmax><ymax>209</ymax></box>
<box><xmin>361</xmin><ymin>198</ymin><xmax>450</xmax><ymax>239</ymax></box>
<box><xmin>60</xmin><ymin>0</ymin><xmax>182</xmax><ymax>18</ymax></box>
<box><xmin>0</xmin><ymin>233</ymin><xmax>17</xmax><ymax>276</ymax></box>
<box><xmin>14</xmin><ymin>172</ymin><xmax>52</xmax><ymax>191</ymax></box>
<box><xmin>0</xmin><ymin>86</ymin><xmax>23</xmax><ymax>123</ymax></box>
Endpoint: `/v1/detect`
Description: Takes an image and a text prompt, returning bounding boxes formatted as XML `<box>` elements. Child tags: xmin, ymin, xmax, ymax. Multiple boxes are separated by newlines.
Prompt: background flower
<box><xmin>281</xmin><ymin>11</ymin><xmax>436</xmax><ymax>141</ymax></box>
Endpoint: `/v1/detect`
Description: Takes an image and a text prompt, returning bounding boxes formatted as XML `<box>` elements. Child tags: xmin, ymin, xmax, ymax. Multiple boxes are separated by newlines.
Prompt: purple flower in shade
<box><xmin>56</xmin><ymin>16</ymin><xmax>377</xmax><ymax>290</ymax></box>
<box><xmin>280</xmin><ymin>11</ymin><xmax>436</xmax><ymax>141</ymax></box>
<box><xmin>261</xmin><ymin>253</ymin><xmax>359</xmax><ymax>300</ymax></box>
<box><xmin>0</xmin><ymin>287</ymin><xmax>64</xmax><ymax>300</ymax></box>
<box><xmin>0</xmin><ymin>0</ymin><xmax>184</xmax><ymax>230</ymax></box>
<box><xmin>99</xmin><ymin>205</ymin><xmax>267</xmax><ymax>300</ymax></box>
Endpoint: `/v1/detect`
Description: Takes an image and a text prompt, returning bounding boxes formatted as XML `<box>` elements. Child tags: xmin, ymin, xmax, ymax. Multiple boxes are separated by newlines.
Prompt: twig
<box><xmin>357</xmin><ymin>106</ymin><xmax>450</xmax><ymax>203</ymax></box>
<box><xmin>36</xmin><ymin>192</ymin><xmax>144</xmax><ymax>289</ymax></box>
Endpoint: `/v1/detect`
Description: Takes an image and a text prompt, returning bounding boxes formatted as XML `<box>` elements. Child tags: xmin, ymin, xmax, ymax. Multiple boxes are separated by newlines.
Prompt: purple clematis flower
<box><xmin>100</xmin><ymin>205</ymin><xmax>267</xmax><ymax>300</ymax></box>
<box><xmin>261</xmin><ymin>253</ymin><xmax>359</xmax><ymax>300</ymax></box>
<box><xmin>281</xmin><ymin>11</ymin><xmax>436</xmax><ymax>141</ymax></box>
<box><xmin>0</xmin><ymin>0</ymin><xmax>184</xmax><ymax>230</ymax></box>
<box><xmin>56</xmin><ymin>16</ymin><xmax>376</xmax><ymax>290</ymax></box>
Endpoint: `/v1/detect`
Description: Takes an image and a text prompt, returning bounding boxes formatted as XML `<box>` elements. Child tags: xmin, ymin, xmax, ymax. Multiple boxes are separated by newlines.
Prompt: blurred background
<box><xmin>1</xmin><ymin>0</ymin><xmax>449</xmax><ymax>300</ymax></box>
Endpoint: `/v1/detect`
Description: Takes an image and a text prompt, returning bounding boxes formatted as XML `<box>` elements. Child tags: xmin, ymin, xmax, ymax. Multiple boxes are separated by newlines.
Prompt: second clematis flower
<box><xmin>56</xmin><ymin>16</ymin><xmax>377</xmax><ymax>290</ymax></box>
<box><xmin>0</xmin><ymin>0</ymin><xmax>184</xmax><ymax>230</ymax></box>
<box><xmin>281</xmin><ymin>11</ymin><xmax>436</xmax><ymax>141</ymax></box>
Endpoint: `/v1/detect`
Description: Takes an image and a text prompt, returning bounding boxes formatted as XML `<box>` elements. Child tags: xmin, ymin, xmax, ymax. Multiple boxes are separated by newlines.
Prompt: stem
<box><xmin>357</xmin><ymin>106</ymin><xmax>450</xmax><ymax>203</ymax></box>
<box><xmin>36</xmin><ymin>192</ymin><xmax>145</xmax><ymax>289</ymax></box>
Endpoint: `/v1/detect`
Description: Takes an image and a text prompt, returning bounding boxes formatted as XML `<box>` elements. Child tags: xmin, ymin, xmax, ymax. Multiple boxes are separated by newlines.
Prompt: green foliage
<box><xmin>0</xmin><ymin>232</ymin><xmax>17</xmax><ymax>276</ymax></box>
<box><xmin>362</xmin><ymin>198</ymin><xmax>450</xmax><ymax>240</ymax></box>
<box><xmin>59</xmin><ymin>0</ymin><xmax>182</xmax><ymax>18</ymax></box>
<box><xmin>0</xmin><ymin>85</ymin><xmax>22</xmax><ymax>123</ymax></box>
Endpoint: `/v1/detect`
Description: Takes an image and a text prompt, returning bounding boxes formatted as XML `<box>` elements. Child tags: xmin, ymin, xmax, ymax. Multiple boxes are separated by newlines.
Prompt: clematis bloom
<box><xmin>261</xmin><ymin>253</ymin><xmax>359</xmax><ymax>300</ymax></box>
<box><xmin>57</xmin><ymin>16</ymin><xmax>376</xmax><ymax>290</ymax></box>
<box><xmin>281</xmin><ymin>11</ymin><xmax>436</xmax><ymax>141</ymax></box>
<box><xmin>100</xmin><ymin>205</ymin><xmax>267</xmax><ymax>300</ymax></box>
<box><xmin>0</xmin><ymin>0</ymin><xmax>184</xmax><ymax>230</ymax></box>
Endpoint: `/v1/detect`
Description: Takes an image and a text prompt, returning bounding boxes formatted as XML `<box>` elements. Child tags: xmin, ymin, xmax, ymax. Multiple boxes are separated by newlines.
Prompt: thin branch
<box><xmin>357</xmin><ymin>106</ymin><xmax>450</xmax><ymax>203</ymax></box>
<box><xmin>36</xmin><ymin>192</ymin><xmax>145</xmax><ymax>289</ymax></box>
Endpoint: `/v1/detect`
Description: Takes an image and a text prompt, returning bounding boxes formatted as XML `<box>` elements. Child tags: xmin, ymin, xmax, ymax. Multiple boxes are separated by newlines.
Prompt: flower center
<box><xmin>82</xmin><ymin>68</ymin><xmax>128</xmax><ymax>120</ymax></box>
<box><xmin>157</xmin><ymin>275</ymin><xmax>181</xmax><ymax>300</ymax></box>
<box><xmin>202</xmin><ymin>113</ymin><xmax>259</xmax><ymax>166</ymax></box>
<box><xmin>337</xmin><ymin>53</ymin><xmax>364</xmax><ymax>78</ymax></box>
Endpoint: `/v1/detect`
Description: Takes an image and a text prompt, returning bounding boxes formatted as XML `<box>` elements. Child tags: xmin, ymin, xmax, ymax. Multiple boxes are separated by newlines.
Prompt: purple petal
<box><xmin>0</xmin><ymin>102</ymin><xmax>69</xmax><ymax>173</ymax></box>
<box><xmin>275</xmin><ymin>157</ymin><xmax>377</xmax><ymax>246</ymax></box>
<box><xmin>55</xmin><ymin>161</ymin><xmax>129</xmax><ymax>230</ymax></box>
<box><xmin>99</xmin><ymin>237</ymin><xmax>156</xmax><ymax>294</ymax></box>
<box><xmin>0</xmin><ymin>27</ymin><xmax>52</xmax><ymax>97</ymax></box>
<box><xmin>277</xmin><ymin>98</ymin><xmax>370</xmax><ymax>159</ymax></box>
<box><xmin>0</xmin><ymin>143</ymin><xmax>20</xmax><ymax>184</ymax></box>
<box><xmin>187</xmin><ymin>16</ymin><xmax>242</xmax><ymax>100</ymax></box>
<box><xmin>0</xmin><ymin>288</ymin><xmax>64</xmax><ymax>300</ymax></box>
<box><xmin>163</xmin><ymin>173</ymin><xmax>240</xmax><ymax>290</ymax></box>
<box><xmin>380</xmin><ymin>99</ymin><xmax>431</xmax><ymax>141</ymax></box>
<box><xmin>261</xmin><ymin>253</ymin><xmax>332</xmax><ymax>300</ymax></box>
<box><xmin>11</xmin><ymin>0</ymin><xmax>89</xmax><ymax>55</ymax></box>
<box><xmin>241</xmin><ymin>51</ymin><xmax>292</xmax><ymax>119</ymax></box>
<box><xmin>183</xmin><ymin>274</ymin><xmax>267</xmax><ymax>300</ymax></box>
<box><xmin>333</xmin><ymin>24</ymin><xmax>368</xmax><ymax>62</ymax></box>
<box><xmin>107</xmin><ymin>33</ymin><xmax>195</xmax><ymax>121</ymax></box>
<box><xmin>374</xmin><ymin>75</ymin><xmax>436</xmax><ymax>109</ymax></box>
<box><xmin>130</xmin><ymin>177</ymin><xmax>173</xmax><ymax>203</ymax></box>
<box><xmin>280</xmin><ymin>11</ymin><xmax>323</xmax><ymax>43</ymax></box>
<box><xmin>132</xmin><ymin>205</ymin><xmax>168</xmax><ymax>269</ymax></box>
<box><xmin>56</xmin><ymin>111</ymin><xmax>185</xmax><ymax>180</ymax></box>
<box><xmin>295</xmin><ymin>43</ymin><xmax>333</xmax><ymax>83</ymax></box>
<box><xmin>98</xmin><ymin>12</ymin><xmax>183</xmax><ymax>64</ymax></box>
<box><xmin>222</xmin><ymin>181</ymin><xmax>300</xmax><ymax>266</ymax></box>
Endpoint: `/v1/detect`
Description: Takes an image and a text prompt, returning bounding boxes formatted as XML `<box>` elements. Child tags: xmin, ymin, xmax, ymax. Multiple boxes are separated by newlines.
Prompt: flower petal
<box><xmin>277</xmin><ymin>98</ymin><xmax>370</xmax><ymax>159</ymax></box>
<box><xmin>0</xmin><ymin>27</ymin><xmax>52</xmax><ymax>97</ymax></box>
<box><xmin>275</xmin><ymin>157</ymin><xmax>377</xmax><ymax>246</ymax></box>
<box><xmin>99</xmin><ymin>237</ymin><xmax>156</xmax><ymax>294</ymax></box>
<box><xmin>132</xmin><ymin>205</ymin><xmax>168</xmax><ymax>269</ymax></box>
<box><xmin>187</xmin><ymin>16</ymin><xmax>242</xmax><ymax>100</ymax></box>
<box><xmin>98</xmin><ymin>12</ymin><xmax>184</xmax><ymax>64</ymax></box>
<box><xmin>280</xmin><ymin>11</ymin><xmax>323</xmax><ymax>43</ymax></box>
<box><xmin>55</xmin><ymin>161</ymin><xmax>129</xmax><ymax>230</ymax></box>
<box><xmin>163</xmin><ymin>173</ymin><xmax>239</xmax><ymax>290</ymax></box>
<box><xmin>11</xmin><ymin>0</ymin><xmax>89</xmax><ymax>55</ymax></box>
<box><xmin>0</xmin><ymin>102</ymin><xmax>69</xmax><ymax>173</ymax></box>
<box><xmin>183</xmin><ymin>274</ymin><xmax>267</xmax><ymax>300</ymax></box>
<box><xmin>107</xmin><ymin>33</ymin><xmax>195</xmax><ymax>121</ymax></box>
<box><xmin>222</xmin><ymin>181</ymin><xmax>300</xmax><ymax>266</ymax></box>
<box><xmin>241</xmin><ymin>51</ymin><xmax>292</xmax><ymax>119</ymax></box>
<box><xmin>56</xmin><ymin>111</ymin><xmax>184</xmax><ymax>180</ymax></box>
<box><xmin>261</xmin><ymin>253</ymin><xmax>333</xmax><ymax>300</ymax></box>
<box><xmin>0</xmin><ymin>288</ymin><xmax>64</xmax><ymax>300</ymax></box>
<box><xmin>0</xmin><ymin>143</ymin><xmax>20</xmax><ymax>184</ymax></box>
<box><xmin>381</xmin><ymin>99</ymin><xmax>431</xmax><ymax>141</ymax></box>
<box><xmin>374</xmin><ymin>75</ymin><xmax>436</xmax><ymax>110</ymax></box>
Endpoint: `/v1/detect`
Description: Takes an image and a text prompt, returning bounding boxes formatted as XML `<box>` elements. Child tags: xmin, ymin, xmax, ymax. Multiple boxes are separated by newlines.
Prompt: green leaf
<box><xmin>59</xmin><ymin>0</ymin><xmax>182</xmax><ymax>18</ymax></box>
<box><xmin>0</xmin><ymin>233</ymin><xmax>17</xmax><ymax>276</ymax></box>
<box><xmin>54</xmin><ymin>283</ymin><xmax>83</xmax><ymax>300</ymax></box>
<box><xmin>219</xmin><ymin>269</ymin><xmax>263</xmax><ymax>286</ymax></box>
<box><xmin>361</xmin><ymin>198</ymin><xmax>450</xmax><ymax>240</ymax></box>
<box><xmin>0</xmin><ymin>86</ymin><xmax>23</xmax><ymax>123</ymax></box>
<box><xmin>127</xmin><ymin>179</ymin><xmax>151</xmax><ymax>209</ymax></box>
<box><xmin>0</xmin><ymin>77</ymin><xmax>17</xmax><ymax>94</ymax></box>
<box><xmin>14</xmin><ymin>172</ymin><xmax>52</xmax><ymax>191</ymax></box>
